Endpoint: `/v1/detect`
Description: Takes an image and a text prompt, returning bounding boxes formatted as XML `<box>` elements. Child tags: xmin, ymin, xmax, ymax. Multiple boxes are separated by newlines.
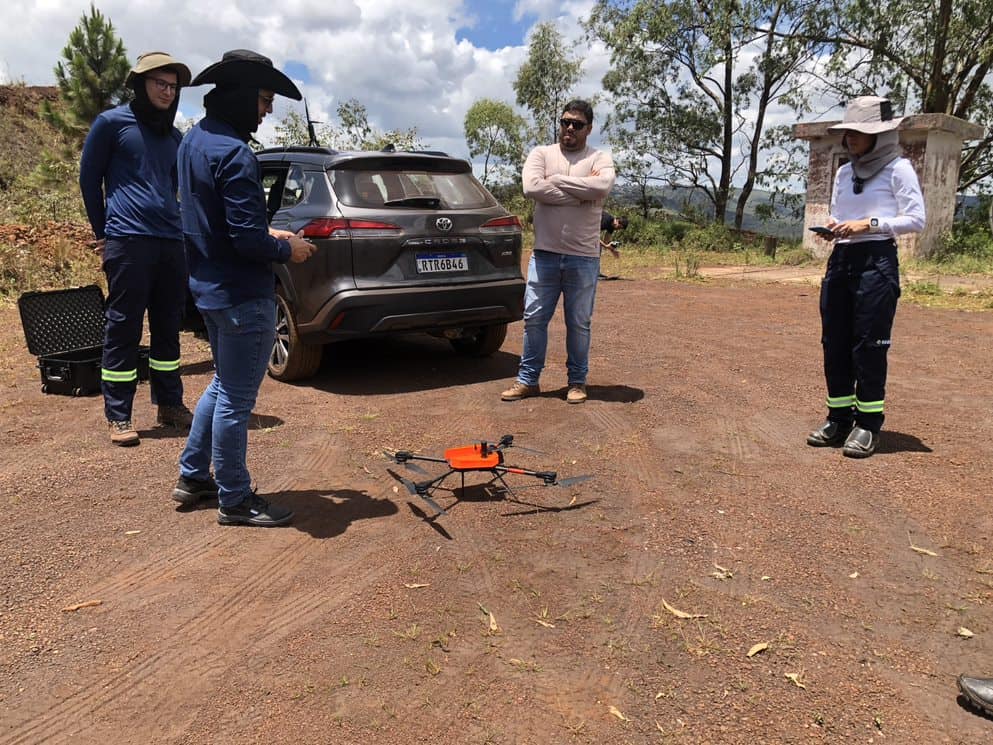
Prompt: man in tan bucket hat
<box><xmin>79</xmin><ymin>52</ymin><xmax>197</xmax><ymax>447</ymax></box>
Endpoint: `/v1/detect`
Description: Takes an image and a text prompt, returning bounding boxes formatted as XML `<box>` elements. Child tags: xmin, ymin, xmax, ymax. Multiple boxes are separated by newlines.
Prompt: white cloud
<box><xmin>0</xmin><ymin>0</ymin><xmax>614</xmax><ymax>158</ymax></box>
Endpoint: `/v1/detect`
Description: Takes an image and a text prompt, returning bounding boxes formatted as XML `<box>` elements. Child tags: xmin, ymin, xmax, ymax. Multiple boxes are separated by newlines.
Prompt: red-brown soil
<box><xmin>2</xmin><ymin>275</ymin><xmax>993</xmax><ymax>744</ymax></box>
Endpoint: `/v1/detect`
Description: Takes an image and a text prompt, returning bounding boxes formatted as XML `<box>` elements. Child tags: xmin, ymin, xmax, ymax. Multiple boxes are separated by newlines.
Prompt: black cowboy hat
<box><xmin>190</xmin><ymin>49</ymin><xmax>302</xmax><ymax>100</ymax></box>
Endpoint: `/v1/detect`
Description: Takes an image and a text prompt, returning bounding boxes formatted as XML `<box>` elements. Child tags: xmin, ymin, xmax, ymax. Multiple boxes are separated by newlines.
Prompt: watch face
<box><xmin>870</xmin><ymin>218</ymin><xmax>879</xmax><ymax>227</ymax></box>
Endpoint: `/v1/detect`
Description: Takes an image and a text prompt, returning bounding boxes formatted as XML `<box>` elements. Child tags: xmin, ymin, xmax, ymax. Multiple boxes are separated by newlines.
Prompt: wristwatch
<box><xmin>869</xmin><ymin>217</ymin><xmax>880</xmax><ymax>232</ymax></box>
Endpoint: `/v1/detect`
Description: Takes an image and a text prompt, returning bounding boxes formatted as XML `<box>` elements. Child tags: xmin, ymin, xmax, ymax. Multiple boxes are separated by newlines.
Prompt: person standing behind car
<box><xmin>172</xmin><ymin>50</ymin><xmax>315</xmax><ymax>527</ymax></box>
<box><xmin>79</xmin><ymin>52</ymin><xmax>195</xmax><ymax>447</ymax></box>
<box><xmin>806</xmin><ymin>96</ymin><xmax>925</xmax><ymax>458</ymax></box>
<box><xmin>501</xmin><ymin>100</ymin><xmax>616</xmax><ymax>405</ymax></box>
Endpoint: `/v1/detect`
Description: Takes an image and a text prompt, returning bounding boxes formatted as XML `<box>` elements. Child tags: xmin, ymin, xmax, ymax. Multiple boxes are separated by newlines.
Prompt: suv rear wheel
<box><xmin>269</xmin><ymin>288</ymin><xmax>322</xmax><ymax>381</ymax></box>
<box><xmin>449</xmin><ymin>323</ymin><xmax>508</xmax><ymax>357</ymax></box>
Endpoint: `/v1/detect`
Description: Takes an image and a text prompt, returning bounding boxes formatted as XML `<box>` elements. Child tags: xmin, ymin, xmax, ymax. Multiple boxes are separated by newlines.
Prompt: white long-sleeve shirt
<box><xmin>522</xmin><ymin>143</ymin><xmax>616</xmax><ymax>257</ymax></box>
<box><xmin>830</xmin><ymin>157</ymin><xmax>926</xmax><ymax>244</ymax></box>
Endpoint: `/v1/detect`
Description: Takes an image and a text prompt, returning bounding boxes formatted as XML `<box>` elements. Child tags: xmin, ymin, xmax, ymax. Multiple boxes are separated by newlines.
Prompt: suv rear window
<box><xmin>332</xmin><ymin>169</ymin><xmax>497</xmax><ymax>210</ymax></box>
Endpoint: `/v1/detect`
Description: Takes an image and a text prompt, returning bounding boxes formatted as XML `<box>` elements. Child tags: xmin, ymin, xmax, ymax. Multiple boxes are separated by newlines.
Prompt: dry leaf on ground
<box><xmin>62</xmin><ymin>599</ymin><xmax>102</xmax><ymax>612</ymax></box>
<box><xmin>747</xmin><ymin>642</ymin><xmax>769</xmax><ymax>657</ymax></box>
<box><xmin>660</xmin><ymin>598</ymin><xmax>707</xmax><ymax>619</ymax></box>
<box><xmin>608</xmin><ymin>705</ymin><xmax>630</xmax><ymax>721</ymax></box>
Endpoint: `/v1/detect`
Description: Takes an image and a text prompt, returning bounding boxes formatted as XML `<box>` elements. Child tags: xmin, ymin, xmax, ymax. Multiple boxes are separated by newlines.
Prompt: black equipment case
<box><xmin>18</xmin><ymin>285</ymin><xmax>148</xmax><ymax>397</ymax></box>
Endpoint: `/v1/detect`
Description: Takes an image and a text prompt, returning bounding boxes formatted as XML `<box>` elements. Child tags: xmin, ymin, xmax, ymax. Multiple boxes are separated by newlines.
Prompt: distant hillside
<box><xmin>609</xmin><ymin>182</ymin><xmax>804</xmax><ymax>238</ymax></box>
<box><xmin>0</xmin><ymin>85</ymin><xmax>61</xmax><ymax>189</ymax></box>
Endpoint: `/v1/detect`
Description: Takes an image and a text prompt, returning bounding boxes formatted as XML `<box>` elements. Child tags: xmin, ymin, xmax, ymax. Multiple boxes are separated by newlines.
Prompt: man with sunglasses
<box><xmin>80</xmin><ymin>52</ymin><xmax>196</xmax><ymax>447</ymax></box>
<box><xmin>501</xmin><ymin>100</ymin><xmax>616</xmax><ymax>405</ymax></box>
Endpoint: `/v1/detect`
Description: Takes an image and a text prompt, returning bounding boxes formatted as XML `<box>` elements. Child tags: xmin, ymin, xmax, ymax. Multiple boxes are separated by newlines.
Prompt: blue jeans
<box><xmin>517</xmin><ymin>250</ymin><xmax>600</xmax><ymax>387</ymax></box>
<box><xmin>179</xmin><ymin>298</ymin><xmax>276</xmax><ymax>507</ymax></box>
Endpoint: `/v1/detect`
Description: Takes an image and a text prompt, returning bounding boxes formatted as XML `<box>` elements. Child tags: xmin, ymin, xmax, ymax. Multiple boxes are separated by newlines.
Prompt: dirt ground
<box><xmin>3</xmin><ymin>272</ymin><xmax>993</xmax><ymax>744</ymax></box>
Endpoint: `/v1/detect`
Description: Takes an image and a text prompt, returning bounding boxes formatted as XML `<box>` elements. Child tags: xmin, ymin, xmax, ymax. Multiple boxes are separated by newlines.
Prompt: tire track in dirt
<box><xmin>0</xmin><ymin>437</ymin><xmax>399</xmax><ymax>745</ymax></box>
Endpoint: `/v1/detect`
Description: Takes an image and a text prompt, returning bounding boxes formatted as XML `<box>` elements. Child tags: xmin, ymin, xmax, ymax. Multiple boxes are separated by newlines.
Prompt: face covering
<box><xmin>204</xmin><ymin>86</ymin><xmax>260</xmax><ymax>143</ymax></box>
<box><xmin>129</xmin><ymin>75</ymin><xmax>180</xmax><ymax>137</ymax></box>
<box><xmin>848</xmin><ymin>129</ymin><xmax>902</xmax><ymax>182</ymax></box>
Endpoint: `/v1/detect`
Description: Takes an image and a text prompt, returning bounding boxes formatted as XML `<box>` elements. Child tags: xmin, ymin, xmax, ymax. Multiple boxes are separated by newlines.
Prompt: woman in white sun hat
<box><xmin>805</xmin><ymin>95</ymin><xmax>926</xmax><ymax>458</ymax></box>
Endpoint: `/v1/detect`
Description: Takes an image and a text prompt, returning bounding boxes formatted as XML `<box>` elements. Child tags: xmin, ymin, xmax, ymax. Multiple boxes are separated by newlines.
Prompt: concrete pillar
<box><xmin>793</xmin><ymin>114</ymin><xmax>985</xmax><ymax>259</ymax></box>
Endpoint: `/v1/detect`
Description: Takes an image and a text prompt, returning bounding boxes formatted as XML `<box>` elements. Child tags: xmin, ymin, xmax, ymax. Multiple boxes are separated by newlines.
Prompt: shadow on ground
<box><xmin>877</xmin><ymin>431</ymin><xmax>933</xmax><ymax>455</ymax></box>
<box><xmin>304</xmin><ymin>336</ymin><xmax>520</xmax><ymax>395</ymax></box>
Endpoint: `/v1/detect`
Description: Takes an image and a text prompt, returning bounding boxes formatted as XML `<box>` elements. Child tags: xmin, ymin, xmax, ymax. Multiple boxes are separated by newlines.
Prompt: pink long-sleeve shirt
<box><xmin>522</xmin><ymin>143</ymin><xmax>616</xmax><ymax>257</ymax></box>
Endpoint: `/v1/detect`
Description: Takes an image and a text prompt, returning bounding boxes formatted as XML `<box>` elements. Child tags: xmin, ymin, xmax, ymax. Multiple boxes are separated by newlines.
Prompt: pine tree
<box><xmin>43</xmin><ymin>4</ymin><xmax>130</xmax><ymax>144</ymax></box>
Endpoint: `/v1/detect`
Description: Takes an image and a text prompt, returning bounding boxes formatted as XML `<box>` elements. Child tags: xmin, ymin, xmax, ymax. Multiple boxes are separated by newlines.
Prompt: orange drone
<box><xmin>384</xmin><ymin>434</ymin><xmax>592</xmax><ymax>517</ymax></box>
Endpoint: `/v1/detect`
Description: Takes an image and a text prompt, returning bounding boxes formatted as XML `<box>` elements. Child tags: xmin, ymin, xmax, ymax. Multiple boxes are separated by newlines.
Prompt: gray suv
<box><xmin>256</xmin><ymin>147</ymin><xmax>525</xmax><ymax>381</ymax></box>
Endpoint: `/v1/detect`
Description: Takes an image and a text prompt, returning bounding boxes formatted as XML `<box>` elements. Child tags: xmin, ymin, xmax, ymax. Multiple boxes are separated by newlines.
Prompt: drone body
<box><xmin>385</xmin><ymin>435</ymin><xmax>591</xmax><ymax>517</ymax></box>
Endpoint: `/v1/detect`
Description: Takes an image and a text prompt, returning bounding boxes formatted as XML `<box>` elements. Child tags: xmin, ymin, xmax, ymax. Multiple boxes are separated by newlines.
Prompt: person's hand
<box><xmin>607</xmin><ymin>241</ymin><xmax>620</xmax><ymax>258</ymax></box>
<box><xmin>287</xmin><ymin>232</ymin><xmax>315</xmax><ymax>263</ymax></box>
<box><xmin>827</xmin><ymin>219</ymin><xmax>871</xmax><ymax>239</ymax></box>
<box><xmin>90</xmin><ymin>238</ymin><xmax>105</xmax><ymax>256</ymax></box>
<box><xmin>269</xmin><ymin>227</ymin><xmax>296</xmax><ymax>240</ymax></box>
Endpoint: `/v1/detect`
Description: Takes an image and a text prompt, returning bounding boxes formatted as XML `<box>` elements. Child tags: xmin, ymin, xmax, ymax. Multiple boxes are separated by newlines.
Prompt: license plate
<box><xmin>416</xmin><ymin>253</ymin><xmax>468</xmax><ymax>273</ymax></box>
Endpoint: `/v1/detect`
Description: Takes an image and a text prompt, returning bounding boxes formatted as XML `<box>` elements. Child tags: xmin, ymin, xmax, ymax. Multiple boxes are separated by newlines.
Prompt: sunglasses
<box><xmin>559</xmin><ymin>118</ymin><xmax>588</xmax><ymax>131</ymax></box>
<box><xmin>148</xmin><ymin>77</ymin><xmax>179</xmax><ymax>94</ymax></box>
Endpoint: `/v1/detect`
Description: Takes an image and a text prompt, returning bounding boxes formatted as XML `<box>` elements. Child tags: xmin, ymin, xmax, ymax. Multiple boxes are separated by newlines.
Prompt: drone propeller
<box><xmin>469</xmin><ymin>435</ymin><xmax>545</xmax><ymax>456</ymax></box>
<box><xmin>382</xmin><ymin>450</ymin><xmax>429</xmax><ymax>475</ymax></box>
<box><xmin>554</xmin><ymin>474</ymin><xmax>593</xmax><ymax>488</ymax></box>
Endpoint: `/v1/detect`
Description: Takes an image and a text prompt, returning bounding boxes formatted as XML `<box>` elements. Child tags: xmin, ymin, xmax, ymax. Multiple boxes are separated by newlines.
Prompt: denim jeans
<box><xmin>179</xmin><ymin>297</ymin><xmax>276</xmax><ymax>507</ymax></box>
<box><xmin>517</xmin><ymin>250</ymin><xmax>600</xmax><ymax>387</ymax></box>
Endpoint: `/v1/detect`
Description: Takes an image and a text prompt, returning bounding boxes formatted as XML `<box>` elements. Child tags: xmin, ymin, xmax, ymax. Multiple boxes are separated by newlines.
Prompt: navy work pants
<box><xmin>101</xmin><ymin>236</ymin><xmax>186</xmax><ymax>422</ymax></box>
<box><xmin>819</xmin><ymin>239</ymin><xmax>900</xmax><ymax>434</ymax></box>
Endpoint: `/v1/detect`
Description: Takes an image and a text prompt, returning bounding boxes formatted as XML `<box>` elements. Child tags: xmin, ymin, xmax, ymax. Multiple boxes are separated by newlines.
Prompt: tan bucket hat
<box><xmin>827</xmin><ymin>95</ymin><xmax>903</xmax><ymax>135</ymax></box>
<box><xmin>126</xmin><ymin>51</ymin><xmax>192</xmax><ymax>88</ymax></box>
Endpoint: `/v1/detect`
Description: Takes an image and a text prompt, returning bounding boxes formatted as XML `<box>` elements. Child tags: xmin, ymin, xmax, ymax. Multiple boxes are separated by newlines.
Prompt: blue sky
<box><xmin>456</xmin><ymin>0</ymin><xmax>536</xmax><ymax>50</ymax></box>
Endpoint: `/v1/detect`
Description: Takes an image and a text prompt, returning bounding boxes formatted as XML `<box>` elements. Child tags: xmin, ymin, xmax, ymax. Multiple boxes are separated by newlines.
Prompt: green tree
<box><xmin>463</xmin><ymin>99</ymin><xmax>528</xmax><ymax>186</ymax></box>
<box><xmin>44</xmin><ymin>4</ymin><xmax>130</xmax><ymax>143</ymax></box>
<box><xmin>270</xmin><ymin>100</ymin><xmax>421</xmax><ymax>152</ymax></box>
<box><xmin>513</xmin><ymin>23</ymin><xmax>583</xmax><ymax>145</ymax></box>
<box><xmin>586</xmin><ymin>0</ymin><xmax>816</xmax><ymax>227</ymax></box>
<box><xmin>799</xmin><ymin>0</ymin><xmax>993</xmax><ymax>190</ymax></box>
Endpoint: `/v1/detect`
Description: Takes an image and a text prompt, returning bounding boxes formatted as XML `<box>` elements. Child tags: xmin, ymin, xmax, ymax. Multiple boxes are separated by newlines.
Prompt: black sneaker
<box><xmin>217</xmin><ymin>493</ymin><xmax>293</xmax><ymax>527</ymax></box>
<box><xmin>172</xmin><ymin>475</ymin><xmax>219</xmax><ymax>506</ymax></box>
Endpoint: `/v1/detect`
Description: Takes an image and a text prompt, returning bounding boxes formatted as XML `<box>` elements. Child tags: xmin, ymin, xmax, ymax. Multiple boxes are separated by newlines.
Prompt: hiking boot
<box><xmin>501</xmin><ymin>381</ymin><xmax>539</xmax><ymax>401</ymax></box>
<box><xmin>172</xmin><ymin>474</ymin><xmax>219</xmax><ymax>506</ymax></box>
<box><xmin>217</xmin><ymin>492</ymin><xmax>293</xmax><ymax>527</ymax></box>
<box><xmin>157</xmin><ymin>404</ymin><xmax>194</xmax><ymax>429</ymax></box>
<box><xmin>806</xmin><ymin>420</ymin><xmax>853</xmax><ymax>447</ymax></box>
<box><xmin>842</xmin><ymin>426</ymin><xmax>879</xmax><ymax>458</ymax></box>
<box><xmin>566</xmin><ymin>384</ymin><xmax>587</xmax><ymax>404</ymax></box>
<box><xmin>108</xmin><ymin>419</ymin><xmax>139</xmax><ymax>447</ymax></box>
<box><xmin>958</xmin><ymin>675</ymin><xmax>993</xmax><ymax>717</ymax></box>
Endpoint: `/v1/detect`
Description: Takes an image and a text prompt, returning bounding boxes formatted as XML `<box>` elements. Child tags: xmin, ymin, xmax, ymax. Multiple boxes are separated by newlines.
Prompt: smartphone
<box><xmin>808</xmin><ymin>226</ymin><xmax>834</xmax><ymax>236</ymax></box>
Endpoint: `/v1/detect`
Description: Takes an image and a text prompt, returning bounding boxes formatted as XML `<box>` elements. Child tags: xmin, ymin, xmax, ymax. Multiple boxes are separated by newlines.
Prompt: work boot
<box><xmin>217</xmin><ymin>492</ymin><xmax>293</xmax><ymax>527</ymax></box>
<box><xmin>566</xmin><ymin>384</ymin><xmax>587</xmax><ymax>404</ymax></box>
<box><xmin>806</xmin><ymin>420</ymin><xmax>853</xmax><ymax>447</ymax></box>
<box><xmin>108</xmin><ymin>420</ymin><xmax>140</xmax><ymax>447</ymax></box>
<box><xmin>501</xmin><ymin>381</ymin><xmax>539</xmax><ymax>401</ymax></box>
<box><xmin>157</xmin><ymin>404</ymin><xmax>194</xmax><ymax>429</ymax></box>
<box><xmin>842</xmin><ymin>426</ymin><xmax>879</xmax><ymax>458</ymax></box>
<box><xmin>172</xmin><ymin>474</ymin><xmax>219</xmax><ymax>506</ymax></box>
<box><xmin>959</xmin><ymin>676</ymin><xmax>993</xmax><ymax>717</ymax></box>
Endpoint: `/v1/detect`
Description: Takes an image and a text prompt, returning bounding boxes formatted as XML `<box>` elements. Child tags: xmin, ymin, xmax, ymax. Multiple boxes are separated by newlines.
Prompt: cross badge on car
<box><xmin>436</xmin><ymin>217</ymin><xmax>453</xmax><ymax>232</ymax></box>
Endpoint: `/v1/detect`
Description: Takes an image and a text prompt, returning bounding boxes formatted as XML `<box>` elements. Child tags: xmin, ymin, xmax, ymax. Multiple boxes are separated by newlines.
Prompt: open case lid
<box><xmin>17</xmin><ymin>285</ymin><xmax>106</xmax><ymax>356</ymax></box>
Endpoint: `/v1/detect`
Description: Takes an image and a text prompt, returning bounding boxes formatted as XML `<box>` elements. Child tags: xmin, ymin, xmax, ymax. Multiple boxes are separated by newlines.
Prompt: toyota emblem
<box><xmin>436</xmin><ymin>217</ymin><xmax>453</xmax><ymax>232</ymax></box>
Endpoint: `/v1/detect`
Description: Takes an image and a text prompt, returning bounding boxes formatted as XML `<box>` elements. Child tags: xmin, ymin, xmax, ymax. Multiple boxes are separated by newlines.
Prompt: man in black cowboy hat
<box><xmin>172</xmin><ymin>50</ymin><xmax>315</xmax><ymax>527</ymax></box>
<box><xmin>80</xmin><ymin>51</ymin><xmax>196</xmax><ymax>447</ymax></box>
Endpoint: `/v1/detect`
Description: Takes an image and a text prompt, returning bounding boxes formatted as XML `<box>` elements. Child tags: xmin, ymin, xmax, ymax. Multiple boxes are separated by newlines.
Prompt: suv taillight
<box><xmin>480</xmin><ymin>215</ymin><xmax>523</xmax><ymax>233</ymax></box>
<box><xmin>301</xmin><ymin>218</ymin><xmax>401</xmax><ymax>238</ymax></box>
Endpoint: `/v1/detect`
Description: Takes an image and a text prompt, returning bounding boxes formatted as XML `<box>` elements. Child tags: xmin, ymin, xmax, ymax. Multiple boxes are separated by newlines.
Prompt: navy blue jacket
<box><xmin>79</xmin><ymin>104</ymin><xmax>183</xmax><ymax>240</ymax></box>
<box><xmin>177</xmin><ymin>117</ymin><xmax>291</xmax><ymax>310</ymax></box>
